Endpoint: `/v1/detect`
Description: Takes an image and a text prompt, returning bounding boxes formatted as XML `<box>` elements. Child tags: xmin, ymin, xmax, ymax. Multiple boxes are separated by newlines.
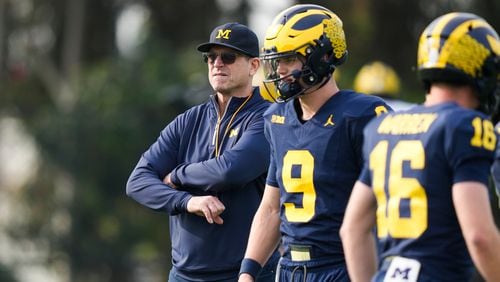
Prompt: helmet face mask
<box><xmin>261</xmin><ymin>52</ymin><xmax>301</xmax><ymax>83</ymax></box>
<box><xmin>260</xmin><ymin>4</ymin><xmax>348</xmax><ymax>103</ymax></box>
<box><xmin>417</xmin><ymin>12</ymin><xmax>500</xmax><ymax>115</ymax></box>
<box><xmin>261</xmin><ymin>52</ymin><xmax>305</xmax><ymax>103</ymax></box>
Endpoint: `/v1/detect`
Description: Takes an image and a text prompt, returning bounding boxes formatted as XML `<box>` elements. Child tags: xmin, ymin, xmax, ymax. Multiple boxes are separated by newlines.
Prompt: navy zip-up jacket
<box><xmin>126</xmin><ymin>88</ymin><xmax>271</xmax><ymax>280</ymax></box>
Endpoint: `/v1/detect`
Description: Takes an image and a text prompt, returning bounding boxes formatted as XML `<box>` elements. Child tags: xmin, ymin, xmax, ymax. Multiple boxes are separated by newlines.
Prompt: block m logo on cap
<box><xmin>216</xmin><ymin>29</ymin><xmax>232</xmax><ymax>39</ymax></box>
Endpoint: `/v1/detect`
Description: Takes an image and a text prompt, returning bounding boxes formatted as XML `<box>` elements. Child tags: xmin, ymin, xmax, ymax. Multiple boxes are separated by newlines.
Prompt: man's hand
<box><xmin>187</xmin><ymin>196</ymin><xmax>225</xmax><ymax>224</ymax></box>
<box><xmin>238</xmin><ymin>273</ymin><xmax>254</xmax><ymax>282</ymax></box>
<box><xmin>163</xmin><ymin>173</ymin><xmax>177</xmax><ymax>189</ymax></box>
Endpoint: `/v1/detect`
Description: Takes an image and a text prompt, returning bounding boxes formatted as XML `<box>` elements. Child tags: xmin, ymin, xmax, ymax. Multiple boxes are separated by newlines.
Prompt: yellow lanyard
<box><xmin>214</xmin><ymin>93</ymin><xmax>253</xmax><ymax>157</ymax></box>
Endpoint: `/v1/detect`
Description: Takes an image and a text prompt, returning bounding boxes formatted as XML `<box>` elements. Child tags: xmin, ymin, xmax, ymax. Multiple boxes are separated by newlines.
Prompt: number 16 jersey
<box><xmin>359</xmin><ymin>102</ymin><xmax>496</xmax><ymax>281</ymax></box>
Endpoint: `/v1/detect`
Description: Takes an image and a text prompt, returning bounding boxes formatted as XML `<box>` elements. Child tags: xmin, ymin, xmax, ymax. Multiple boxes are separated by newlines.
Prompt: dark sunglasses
<box><xmin>202</xmin><ymin>52</ymin><xmax>240</xmax><ymax>65</ymax></box>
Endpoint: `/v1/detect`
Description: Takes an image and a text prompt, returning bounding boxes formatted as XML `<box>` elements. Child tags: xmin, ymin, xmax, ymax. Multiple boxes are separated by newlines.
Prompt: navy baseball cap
<box><xmin>197</xmin><ymin>22</ymin><xmax>259</xmax><ymax>58</ymax></box>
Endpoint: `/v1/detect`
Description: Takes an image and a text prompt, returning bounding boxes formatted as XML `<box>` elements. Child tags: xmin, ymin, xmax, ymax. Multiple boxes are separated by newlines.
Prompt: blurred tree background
<box><xmin>0</xmin><ymin>0</ymin><xmax>498</xmax><ymax>281</ymax></box>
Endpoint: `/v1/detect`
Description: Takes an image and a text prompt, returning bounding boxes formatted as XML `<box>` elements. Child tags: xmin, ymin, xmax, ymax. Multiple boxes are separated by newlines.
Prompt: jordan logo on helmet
<box><xmin>216</xmin><ymin>29</ymin><xmax>231</xmax><ymax>39</ymax></box>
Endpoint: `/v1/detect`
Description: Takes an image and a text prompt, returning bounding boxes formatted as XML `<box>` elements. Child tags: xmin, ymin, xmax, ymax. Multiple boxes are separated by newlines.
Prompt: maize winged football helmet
<box><xmin>417</xmin><ymin>12</ymin><xmax>500</xmax><ymax>114</ymax></box>
<box><xmin>354</xmin><ymin>61</ymin><xmax>401</xmax><ymax>98</ymax></box>
<box><xmin>260</xmin><ymin>4</ymin><xmax>347</xmax><ymax>102</ymax></box>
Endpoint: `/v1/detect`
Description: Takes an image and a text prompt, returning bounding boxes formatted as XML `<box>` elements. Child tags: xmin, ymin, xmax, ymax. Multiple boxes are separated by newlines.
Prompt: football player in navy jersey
<box><xmin>238</xmin><ymin>5</ymin><xmax>391</xmax><ymax>282</ymax></box>
<box><xmin>341</xmin><ymin>12</ymin><xmax>500</xmax><ymax>282</ymax></box>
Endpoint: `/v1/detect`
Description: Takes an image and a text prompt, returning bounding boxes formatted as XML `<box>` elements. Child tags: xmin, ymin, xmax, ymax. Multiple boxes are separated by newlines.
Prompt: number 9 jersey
<box><xmin>358</xmin><ymin>102</ymin><xmax>496</xmax><ymax>280</ymax></box>
<box><xmin>264</xmin><ymin>90</ymin><xmax>390</xmax><ymax>267</ymax></box>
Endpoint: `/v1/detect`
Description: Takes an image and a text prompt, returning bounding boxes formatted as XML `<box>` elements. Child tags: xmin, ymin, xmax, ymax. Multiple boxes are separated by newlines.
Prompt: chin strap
<box><xmin>276</xmin><ymin>72</ymin><xmax>331</xmax><ymax>102</ymax></box>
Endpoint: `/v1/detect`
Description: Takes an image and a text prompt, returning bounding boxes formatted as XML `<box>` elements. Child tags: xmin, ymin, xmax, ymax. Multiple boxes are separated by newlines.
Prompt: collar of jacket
<box><xmin>209</xmin><ymin>87</ymin><xmax>260</xmax><ymax>116</ymax></box>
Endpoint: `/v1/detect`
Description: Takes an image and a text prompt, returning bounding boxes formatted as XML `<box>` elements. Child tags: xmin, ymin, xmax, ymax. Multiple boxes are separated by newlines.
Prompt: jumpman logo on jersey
<box><xmin>324</xmin><ymin>114</ymin><xmax>335</xmax><ymax>127</ymax></box>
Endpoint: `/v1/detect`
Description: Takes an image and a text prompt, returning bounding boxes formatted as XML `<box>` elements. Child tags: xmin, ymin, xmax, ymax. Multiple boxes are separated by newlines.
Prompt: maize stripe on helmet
<box><xmin>417</xmin><ymin>12</ymin><xmax>500</xmax><ymax>114</ymax></box>
<box><xmin>260</xmin><ymin>4</ymin><xmax>347</xmax><ymax>103</ymax></box>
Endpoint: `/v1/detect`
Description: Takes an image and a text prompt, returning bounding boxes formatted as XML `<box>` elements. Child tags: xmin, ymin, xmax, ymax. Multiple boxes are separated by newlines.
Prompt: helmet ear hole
<box><xmin>305</xmin><ymin>35</ymin><xmax>348</xmax><ymax>85</ymax></box>
<box><xmin>302</xmin><ymin>72</ymin><xmax>319</xmax><ymax>86</ymax></box>
<box><xmin>303</xmin><ymin>37</ymin><xmax>335</xmax><ymax>85</ymax></box>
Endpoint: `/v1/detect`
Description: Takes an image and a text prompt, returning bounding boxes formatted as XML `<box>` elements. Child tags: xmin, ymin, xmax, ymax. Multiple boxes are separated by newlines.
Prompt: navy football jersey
<box><xmin>265</xmin><ymin>90</ymin><xmax>390</xmax><ymax>266</ymax></box>
<box><xmin>359</xmin><ymin>102</ymin><xmax>496</xmax><ymax>281</ymax></box>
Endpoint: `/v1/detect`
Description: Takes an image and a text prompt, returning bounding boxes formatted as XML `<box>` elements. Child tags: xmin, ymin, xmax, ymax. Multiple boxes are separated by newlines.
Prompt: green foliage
<box><xmin>4</xmin><ymin>39</ymin><xmax>204</xmax><ymax>281</ymax></box>
<box><xmin>74</xmin><ymin>52</ymin><xmax>191</xmax><ymax>281</ymax></box>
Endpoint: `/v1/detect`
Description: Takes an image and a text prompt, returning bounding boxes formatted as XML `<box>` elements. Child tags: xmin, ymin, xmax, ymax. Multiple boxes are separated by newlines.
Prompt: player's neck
<box><xmin>298</xmin><ymin>79</ymin><xmax>339</xmax><ymax>120</ymax></box>
<box><xmin>424</xmin><ymin>84</ymin><xmax>478</xmax><ymax>110</ymax></box>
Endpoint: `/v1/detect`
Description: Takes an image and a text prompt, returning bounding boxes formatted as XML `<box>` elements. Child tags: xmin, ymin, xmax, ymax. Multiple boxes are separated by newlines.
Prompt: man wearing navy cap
<box><xmin>126</xmin><ymin>22</ymin><xmax>279</xmax><ymax>281</ymax></box>
<box><xmin>198</xmin><ymin>22</ymin><xmax>260</xmax><ymax>57</ymax></box>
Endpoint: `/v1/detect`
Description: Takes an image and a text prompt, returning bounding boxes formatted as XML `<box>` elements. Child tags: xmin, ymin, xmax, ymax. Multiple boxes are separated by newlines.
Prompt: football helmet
<box><xmin>353</xmin><ymin>61</ymin><xmax>401</xmax><ymax>98</ymax></box>
<box><xmin>417</xmin><ymin>12</ymin><xmax>500</xmax><ymax>114</ymax></box>
<box><xmin>260</xmin><ymin>4</ymin><xmax>348</xmax><ymax>103</ymax></box>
